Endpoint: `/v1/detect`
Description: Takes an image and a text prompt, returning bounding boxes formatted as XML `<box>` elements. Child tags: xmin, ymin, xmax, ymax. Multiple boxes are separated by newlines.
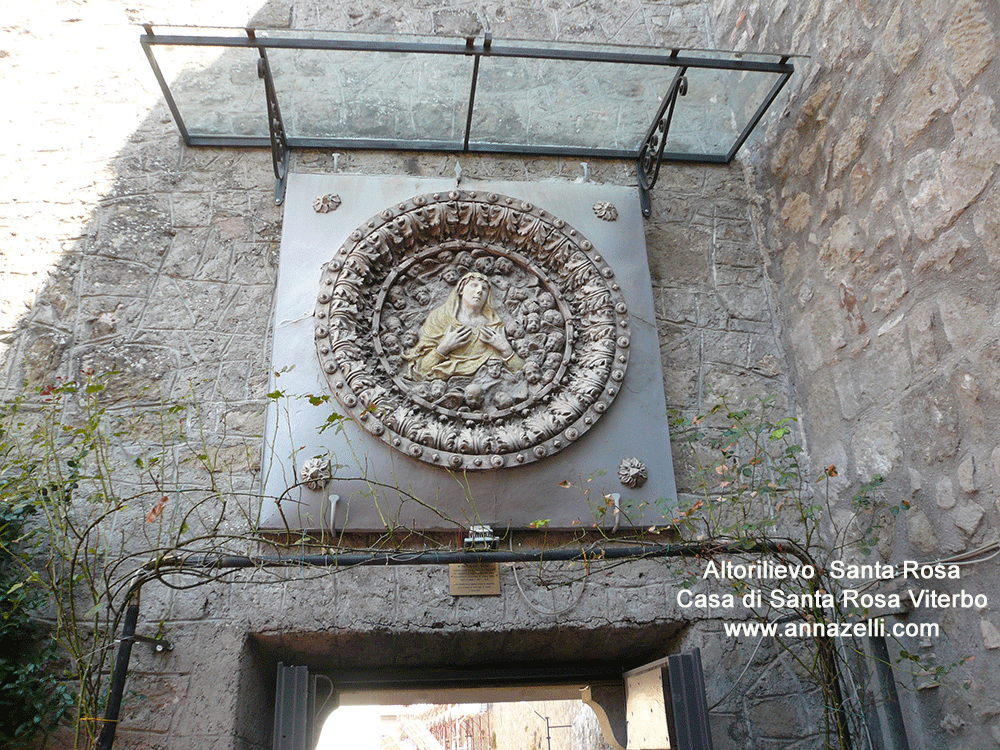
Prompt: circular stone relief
<box><xmin>314</xmin><ymin>190</ymin><xmax>630</xmax><ymax>471</ymax></box>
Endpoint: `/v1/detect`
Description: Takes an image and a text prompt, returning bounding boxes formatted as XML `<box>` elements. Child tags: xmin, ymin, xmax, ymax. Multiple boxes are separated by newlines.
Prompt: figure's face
<box><xmin>429</xmin><ymin>380</ymin><xmax>446</xmax><ymax>399</ymax></box>
<box><xmin>487</xmin><ymin>359</ymin><xmax>503</xmax><ymax>378</ymax></box>
<box><xmin>460</xmin><ymin>277</ymin><xmax>488</xmax><ymax>310</ymax></box>
<box><xmin>465</xmin><ymin>384</ymin><xmax>485</xmax><ymax>408</ymax></box>
<box><xmin>524</xmin><ymin>363</ymin><xmax>541</xmax><ymax>384</ymax></box>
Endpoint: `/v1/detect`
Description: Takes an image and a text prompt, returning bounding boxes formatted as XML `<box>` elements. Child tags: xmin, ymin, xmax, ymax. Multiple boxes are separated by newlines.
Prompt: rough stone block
<box><xmin>907</xmin><ymin>510</ymin><xmax>940</xmax><ymax>554</ymax></box>
<box><xmin>938</xmin><ymin>293</ymin><xmax>990</xmax><ymax>352</ymax></box>
<box><xmin>952</xmin><ymin>503</ymin><xmax>984</xmax><ymax>535</ymax></box>
<box><xmin>940</xmin><ymin>89</ymin><xmax>1000</xmax><ymax>218</ymax></box>
<box><xmin>818</xmin><ymin>216</ymin><xmax>860</xmax><ymax>277</ymax></box>
<box><xmin>851</xmin><ymin>420</ymin><xmax>902</xmax><ymax>480</ymax></box>
<box><xmin>907</xmin><ymin>301</ymin><xmax>939</xmax><ymax>369</ymax></box>
<box><xmin>958</xmin><ymin>455</ymin><xmax>977</xmax><ymax>493</ymax></box>
<box><xmin>870</xmin><ymin>268</ymin><xmax>907</xmax><ymax>314</ymax></box>
<box><xmin>936</xmin><ymin>477</ymin><xmax>957</xmax><ymax>509</ymax></box>
<box><xmin>981</xmin><ymin>618</ymin><xmax>1000</xmax><ymax>649</ymax></box>
<box><xmin>897</xmin><ymin>58</ymin><xmax>959</xmax><ymax>146</ymax></box>
<box><xmin>943</xmin><ymin>0</ymin><xmax>997</xmax><ymax>86</ymax></box>
<box><xmin>880</xmin><ymin>6</ymin><xmax>921</xmax><ymax>73</ymax></box>
<box><xmin>831</xmin><ymin>115</ymin><xmax>866</xmax><ymax>179</ymax></box>
<box><xmin>901</xmin><ymin>381</ymin><xmax>961</xmax><ymax>464</ymax></box>
<box><xmin>903</xmin><ymin>149</ymin><xmax>949</xmax><ymax>241</ymax></box>
<box><xmin>914</xmin><ymin>227</ymin><xmax>971</xmax><ymax>274</ymax></box>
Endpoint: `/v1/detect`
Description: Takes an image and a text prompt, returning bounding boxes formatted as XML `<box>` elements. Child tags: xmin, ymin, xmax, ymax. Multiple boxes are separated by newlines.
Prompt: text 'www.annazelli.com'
<box><xmin>722</xmin><ymin>619</ymin><xmax>941</xmax><ymax>639</ymax></box>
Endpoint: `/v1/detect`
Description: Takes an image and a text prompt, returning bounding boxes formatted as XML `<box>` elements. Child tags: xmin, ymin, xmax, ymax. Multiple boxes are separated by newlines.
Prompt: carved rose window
<box><xmin>314</xmin><ymin>191</ymin><xmax>630</xmax><ymax>471</ymax></box>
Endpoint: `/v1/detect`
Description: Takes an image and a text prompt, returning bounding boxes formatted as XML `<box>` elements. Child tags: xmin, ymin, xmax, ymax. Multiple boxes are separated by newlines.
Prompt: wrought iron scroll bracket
<box><xmin>637</xmin><ymin>66</ymin><xmax>688</xmax><ymax>218</ymax></box>
<box><xmin>250</xmin><ymin>30</ymin><xmax>290</xmax><ymax>205</ymax></box>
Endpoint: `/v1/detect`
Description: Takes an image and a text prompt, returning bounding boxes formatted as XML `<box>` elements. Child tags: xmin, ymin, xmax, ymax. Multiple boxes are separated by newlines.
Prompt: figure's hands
<box><xmin>480</xmin><ymin>327</ymin><xmax>515</xmax><ymax>359</ymax></box>
<box><xmin>437</xmin><ymin>326</ymin><xmax>473</xmax><ymax>356</ymax></box>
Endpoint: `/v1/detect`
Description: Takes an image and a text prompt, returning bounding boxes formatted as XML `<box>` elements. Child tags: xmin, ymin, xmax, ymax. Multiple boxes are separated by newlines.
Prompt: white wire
<box><xmin>707</xmin><ymin>630</ymin><xmax>768</xmax><ymax>710</ymax></box>
<box><xmin>508</xmin><ymin>538</ymin><xmax>587</xmax><ymax>617</ymax></box>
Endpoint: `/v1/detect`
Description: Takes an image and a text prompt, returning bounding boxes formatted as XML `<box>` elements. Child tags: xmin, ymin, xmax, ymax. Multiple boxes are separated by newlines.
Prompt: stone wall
<box><xmin>710</xmin><ymin>0</ymin><xmax>1000</xmax><ymax>746</ymax></box>
<box><xmin>2</xmin><ymin>1</ymin><xmax>831</xmax><ymax>749</ymax></box>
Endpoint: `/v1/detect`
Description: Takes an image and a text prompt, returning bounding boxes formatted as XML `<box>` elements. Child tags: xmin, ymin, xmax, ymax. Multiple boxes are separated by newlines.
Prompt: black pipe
<box><xmin>95</xmin><ymin>601</ymin><xmax>140</xmax><ymax>750</ymax></box>
<box><xmin>152</xmin><ymin>540</ymin><xmax>802</xmax><ymax>572</ymax></box>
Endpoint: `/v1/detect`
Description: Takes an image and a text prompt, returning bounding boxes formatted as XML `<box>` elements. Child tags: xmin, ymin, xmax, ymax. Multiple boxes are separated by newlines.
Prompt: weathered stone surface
<box><xmin>902</xmin><ymin>382</ymin><xmax>961</xmax><ymax>464</ymax></box>
<box><xmin>818</xmin><ymin>216</ymin><xmax>861</xmax><ymax>277</ymax></box>
<box><xmin>943</xmin><ymin>0</ymin><xmax>997</xmax><ymax>86</ymax></box>
<box><xmin>952</xmin><ymin>503</ymin><xmax>984</xmax><ymax>535</ymax></box>
<box><xmin>936</xmin><ymin>477</ymin><xmax>956</xmax><ymax>509</ymax></box>
<box><xmin>851</xmin><ymin>420</ymin><xmax>902</xmax><ymax>479</ymax></box>
<box><xmin>903</xmin><ymin>150</ymin><xmax>950</xmax><ymax>242</ymax></box>
<box><xmin>915</xmin><ymin>227</ymin><xmax>971</xmax><ymax>273</ymax></box>
<box><xmin>940</xmin><ymin>89</ymin><xmax>1000</xmax><ymax>219</ymax></box>
<box><xmin>982</xmin><ymin>619</ymin><xmax>1000</xmax><ymax>650</ymax></box>
<box><xmin>831</xmin><ymin>116</ymin><xmax>866</xmax><ymax>179</ymax></box>
<box><xmin>880</xmin><ymin>6</ymin><xmax>921</xmax><ymax>74</ymax></box>
<box><xmin>897</xmin><ymin>59</ymin><xmax>960</xmax><ymax>146</ymax></box>
<box><xmin>907</xmin><ymin>510</ymin><xmax>940</xmax><ymax>554</ymax></box>
<box><xmin>938</xmin><ymin>293</ymin><xmax>990</xmax><ymax>351</ymax></box>
<box><xmin>958</xmin><ymin>455</ymin><xmax>977</xmax><ymax>493</ymax></box>
<box><xmin>781</xmin><ymin>192</ymin><xmax>812</xmax><ymax>231</ymax></box>
<box><xmin>870</xmin><ymin>268</ymin><xmax>907</xmax><ymax>314</ymax></box>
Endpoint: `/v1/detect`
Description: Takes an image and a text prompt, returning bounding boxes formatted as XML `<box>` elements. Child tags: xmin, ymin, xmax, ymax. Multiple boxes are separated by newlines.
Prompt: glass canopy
<box><xmin>140</xmin><ymin>26</ymin><xmax>798</xmax><ymax>207</ymax></box>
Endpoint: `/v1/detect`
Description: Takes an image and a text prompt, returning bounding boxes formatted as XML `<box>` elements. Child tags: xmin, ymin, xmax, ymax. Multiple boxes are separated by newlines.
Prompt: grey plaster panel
<box><xmin>260</xmin><ymin>173</ymin><xmax>676</xmax><ymax>531</ymax></box>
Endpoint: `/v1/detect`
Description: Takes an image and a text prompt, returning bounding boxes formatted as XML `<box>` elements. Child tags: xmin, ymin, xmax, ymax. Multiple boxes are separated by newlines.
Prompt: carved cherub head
<box><xmin>414</xmin><ymin>288</ymin><xmax>432</xmax><ymax>307</ymax></box>
<box><xmin>484</xmin><ymin>357</ymin><xmax>504</xmax><ymax>379</ymax></box>
<box><xmin>428</xmin><ymin>379</ymin><xmax>447</xmax><ymax>401</ymax></box>
<box><xmin>523</xmin><ymin>360</ymin><xmax>542</xmax><ymax>385</ymax></box>
<box><xmin>464</xmin><ymin>383</ymin><xmax>485</xmax><ymax>410</ymax></box>
<box><xmin>542</xmin><ymin>309</ymin><xmax>563</xmax><ymax>329</ymax></box>
<box><xmin>473</xmin><ymin>256</ymin><xmax>494</xmax><ymax>275</ymax></box>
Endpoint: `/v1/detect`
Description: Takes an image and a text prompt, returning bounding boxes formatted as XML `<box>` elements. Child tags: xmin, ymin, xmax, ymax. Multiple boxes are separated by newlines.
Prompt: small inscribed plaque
<box><xmin>449</xmin><ymin>563</ymin><xmax>501</xmax><ymax>596</ymax></box>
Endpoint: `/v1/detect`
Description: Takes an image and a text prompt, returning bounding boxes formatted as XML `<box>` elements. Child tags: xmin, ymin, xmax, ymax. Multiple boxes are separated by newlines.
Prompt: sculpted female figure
<box><xmin>405</xmin><ymin>272</ymin><xmax>523</xmax><ymax>381</ymax></box>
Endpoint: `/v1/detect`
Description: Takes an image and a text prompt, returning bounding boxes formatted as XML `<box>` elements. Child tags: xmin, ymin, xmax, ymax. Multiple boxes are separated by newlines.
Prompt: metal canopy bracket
<box><xmin>139</xmin><ymin>27</ymin><xmax>798</xmax><ymax>214</ymax></box>
<box><xmin>249</xmin><ymin>29</ymin><xmax>290</xmax><ymax>204</ymax></box>
<box><xmin>637</xmin><ymin>64</ymin><xmax>688</xmax><ymax>218</ymax></box>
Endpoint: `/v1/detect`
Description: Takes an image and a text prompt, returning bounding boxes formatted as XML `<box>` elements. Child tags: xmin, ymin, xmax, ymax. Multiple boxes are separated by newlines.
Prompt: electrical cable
<box><xmin>706</xmin><ymin>631</ymin><xmax>768</xmax><ymax>710</ymax></box>
<box><xmin>509</xmin><ymin>537</ymin><xmax>587</xmax><ymax>617</ymax></box>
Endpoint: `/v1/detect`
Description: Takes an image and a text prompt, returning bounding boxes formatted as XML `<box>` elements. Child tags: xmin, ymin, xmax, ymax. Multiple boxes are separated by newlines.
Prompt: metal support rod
<box><xmin>463</xmin><ymin>53</ymin><xmax>481</xmax><ymax>151</ymax></box>
<box><xmin>462</xmin><ymin>33</ymin><xmax>491</xmax><ymax>151</ymax></box>
<box><xmin>95</xmin><ymin>601</ymin><xmax>140</xmax><ymax>750</ymax></box>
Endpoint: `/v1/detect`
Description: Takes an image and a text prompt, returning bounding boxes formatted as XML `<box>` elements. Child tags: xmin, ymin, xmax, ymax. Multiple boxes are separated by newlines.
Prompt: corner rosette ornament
<box><xmin>314</xmin><ymin>190</ymin><xmax>631</xmax><ymax>470</ymax></box>
<box><xmin>593</xmin><ymin>201</ymin><xmax>618</xmax><ymax>221</ymax></box>
<box><xmin>313</xmin><ymin>193</ymin><xmax>342</xmax><ymax>213</ymax></box>
<box><xmin>618</xmin><ymin>457</ymin><xmax>648</xmax><ymax>488</ymax></box>
<box><xmin>299</xmin><ymin>458</ymin><xmax>331</xmax><ymax>491</ymax></box>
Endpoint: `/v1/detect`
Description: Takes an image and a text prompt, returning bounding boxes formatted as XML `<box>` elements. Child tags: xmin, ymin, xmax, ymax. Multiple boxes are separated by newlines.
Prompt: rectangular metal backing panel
<box><xmin>260</xmin><ymin>173</ymin><xmax>678</xmax><ymax>531</ymax></box>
